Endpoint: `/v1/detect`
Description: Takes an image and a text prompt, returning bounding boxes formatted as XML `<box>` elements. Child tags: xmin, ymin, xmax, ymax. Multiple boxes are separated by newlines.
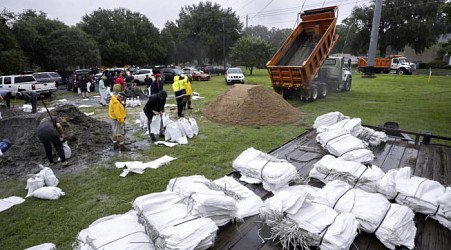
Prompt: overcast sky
<box><xmin>2</xmin><ymin>0</ymin><xmax>371</xmax><ymax>30</ymax></box>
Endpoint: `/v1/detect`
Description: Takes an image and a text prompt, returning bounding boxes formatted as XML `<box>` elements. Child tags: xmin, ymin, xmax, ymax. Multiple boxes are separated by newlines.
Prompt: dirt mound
<box><xmin>202</xmin><ymin>84</ymin><xmax>302</xmax><ymax>126</ymax></box>
<box><xmin>0</xmin><ymin>104</ymin><xmax>112</xmax><ymax>181</ymax></box>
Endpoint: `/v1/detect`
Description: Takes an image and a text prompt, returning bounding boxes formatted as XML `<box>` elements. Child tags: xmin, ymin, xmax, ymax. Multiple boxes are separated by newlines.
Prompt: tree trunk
<box><xmin>249</xmin><ymin>66</ymin><xmax>253</xmax><ymax>75</ymax></box>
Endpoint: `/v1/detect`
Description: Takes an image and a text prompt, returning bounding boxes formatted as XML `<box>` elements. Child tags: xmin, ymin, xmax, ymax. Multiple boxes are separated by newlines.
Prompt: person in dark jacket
<box><xmin>17</xmin><ymin>90</ymin><xmax>38</xmax><ymax>113</ymax></box>
<box><xmin>143</xmin><ymin>90</ymin><xmax>167</xmax><ymax>141</ymax></box>
<box><xmin>36</xmin><ymin>114</ymin><xmax>70</xmax><ymax>167</ymax></box>
<box><xmin>151</xmin><ymin>74</ymin><xmax>164</xmax><ymax>95</ymax></box>
<box><xmin>0</xmin><ymin>89</ymin><xmax>12</xmax><ymax>109</ymax></box>
<box><xmin>144</xmin><ymin>75</ymin><xmax>153</xmax><ymax>96</ymax></box>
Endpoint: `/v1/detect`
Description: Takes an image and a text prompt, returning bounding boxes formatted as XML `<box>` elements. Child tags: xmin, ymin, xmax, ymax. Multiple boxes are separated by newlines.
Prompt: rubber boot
<box><xmin>150</xmin><ymin>133</ymin><xmax>157</xmax><ymax>142</ymax></box>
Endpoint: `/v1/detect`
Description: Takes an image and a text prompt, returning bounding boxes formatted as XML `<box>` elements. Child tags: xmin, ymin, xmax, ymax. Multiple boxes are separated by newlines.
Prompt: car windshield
<box><xmin>227</xmin><ymin>68</ymin><xmax>242</xmax><ymax>74</ymax></box>
<box><xmin>49</xmin><ymin>73</ymin><xmax>61</xmax><ymax>78</ymax></box>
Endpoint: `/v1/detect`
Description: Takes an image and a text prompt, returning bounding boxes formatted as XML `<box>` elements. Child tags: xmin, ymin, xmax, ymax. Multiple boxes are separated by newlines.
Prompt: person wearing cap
<box><xmin>143</xmin><ymin>90</ymin><xmax>167</xmax><ymax>141</ymax></box>
<box><xmin>99</xmin><ymin>75</ymin><xmax>108</xmax><ymax>106</ymax></box>
<box><xmin>108</xmin><ymin>92</ymin><xmax>130</xmax><ymax>151</ymax></box>
<box><xmin>151</xmin><ymin>74</ymin><xmax>164</xmax><ymax>95</ymax></box>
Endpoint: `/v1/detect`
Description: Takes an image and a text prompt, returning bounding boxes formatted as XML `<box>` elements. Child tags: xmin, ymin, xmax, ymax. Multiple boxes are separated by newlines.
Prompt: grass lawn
<box><xmin>0</xmin><ymin>69</ymin><xmax>450</xmax><ymax>249</ymax></box>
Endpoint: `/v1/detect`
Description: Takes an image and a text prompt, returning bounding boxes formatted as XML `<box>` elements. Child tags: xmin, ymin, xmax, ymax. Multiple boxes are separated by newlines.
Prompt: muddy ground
<box><xmin>0</xmin><ymin>87</ymin><xmax>154</xmax><ymax>181</ymax></box>
<box><xmin>1</xmin><ymin>84</ymin><xmax>302</xmax><ymax>181</ymax></box>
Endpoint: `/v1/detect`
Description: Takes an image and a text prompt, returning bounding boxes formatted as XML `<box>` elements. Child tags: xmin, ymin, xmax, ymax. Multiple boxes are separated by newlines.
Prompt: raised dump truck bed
<box><xmin>213</xmin><ymin>128</ymin><xmax>451</xmax><ymax>249</ymax></box>
<box><xmin>267</xmin><ymin>6</ymin><xmax>339</xmax><ymax>101</ymax></box>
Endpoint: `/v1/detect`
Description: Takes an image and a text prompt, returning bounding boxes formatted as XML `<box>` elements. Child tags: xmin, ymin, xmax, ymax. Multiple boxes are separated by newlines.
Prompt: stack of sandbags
<box><xmin>74</xmin><ymin>210</ymin><xmax>154</xmax><ymax>250</ymax></box>
<box><xmin>316</xmin><ymin>128</ymin><xmax>375</xmax><ymax>163</ymax></box>
<box><xmin>167</xmin><ymin>175</ymin><xmax>238</xmax><ymax>226</ymax></box>
<box><xmin>213</xmin><ymin>176</ymin><xmax>264</xmax><ymax>219</ymax></box>
<box><xmin>232</xmin><ymin>147</ymin><xmax>299</xmax><ymax>192</ymax></box>
<box><xmin>259</xmin><ymin>185</ymin><xmax>359</xmax><ymax>250</ymax></box>
<box><xmin>394</xmin><ymin>167</ymin><xmax>451</xmax><ymax>229</ymax></box>
<box><xmin>314</xmin><ymin>180</ymin><xmax>416</xmax><ymax>249</ymax></box>
<box><xmin>309</xmin><ymin>155</ymin><xmax>385</xmax><ymax>194</ymax></box>
<box><xmin>316</xmin><ymin>118</ymin><xmax>363</xmax><ymax>136</ymax></box>
<box><xmin>313</xmin><ymin>112</ymin><xmax>348</xmax><ymax>130</ymax></box>
<box><xmin>133</xmin><ymin>191</ymin><xmax>218</xmax><ymax>250</ymax></box>
<box><xmin>25</xmin><ymin>165</ymin><xmax>65</xmax><ymax>200</ymax></box>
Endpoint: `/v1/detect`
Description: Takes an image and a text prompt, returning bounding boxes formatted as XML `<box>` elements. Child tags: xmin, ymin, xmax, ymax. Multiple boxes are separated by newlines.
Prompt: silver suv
<box><xmin>33</xmin><ymin>72</ymin><xmax>63</xmax><ymax>86</ymax></box>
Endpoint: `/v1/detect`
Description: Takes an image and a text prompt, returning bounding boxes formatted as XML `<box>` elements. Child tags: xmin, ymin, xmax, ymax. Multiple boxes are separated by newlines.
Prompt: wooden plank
<box><xmin>430</xmin><ymin>145</ymin><xmax>451</xmax><ymax>186</ymax></box>
<box><xmin>413</xmin><ymin>144</ymin><xmax>434</xmax><ymax>179</ymax></box>
<box><xmin>377</xmin><ymin>140</ymin><xmax>408</xmax><ymax>173</ymax></box>
<box><xmin>398</xmin><ymin>143</ymin><xmax>419</xmax><ymax>169</ymax></box>
<box><xmin>371</xmin><ymin>140</ymin><xmax>394</xmax><ymax>170</ymax></box>
<box><xmin>213</xmin><ymin>215</ymin><xmax>263</xmax><ymax>249</ymax></box>
<box><xmin>413</xmin><ymin>213</ymin><xmax>451</xmax><ymax>250</ymax></box>
<box><xmin>443</xmin><ymin>146</ymin><xmax>451</xmax><ymax>186</ymax></box>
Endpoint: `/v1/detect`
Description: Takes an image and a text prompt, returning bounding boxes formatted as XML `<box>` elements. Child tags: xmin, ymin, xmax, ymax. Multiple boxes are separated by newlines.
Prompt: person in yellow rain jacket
<box><xmin>183</xmin><ymin>75</ymin><xmax>193</xmax><ymax>110</ymax></box>
<box><xmin>108</xmin><ymin>92</ymin><xmax>130</xmax><ymax>151</ymax></box>
<box><xmin>172</xmin><ymin>75</ymin><xmax>186</xmax><ymax>117</ymax></box>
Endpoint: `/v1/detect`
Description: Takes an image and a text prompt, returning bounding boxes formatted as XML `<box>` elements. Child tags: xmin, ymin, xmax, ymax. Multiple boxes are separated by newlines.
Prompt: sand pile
<box><xmin>0</xmin><ymin>104</ymin><xmax>111</xmax><ymax>180</ymax></box>
<box><xmin>203</xmin><ymin>84</ymin><xmax>302</xmax><ymax>126</ymax></box>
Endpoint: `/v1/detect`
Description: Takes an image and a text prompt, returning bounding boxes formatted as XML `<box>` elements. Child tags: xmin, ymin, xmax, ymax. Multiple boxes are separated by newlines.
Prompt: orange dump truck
<box><xmin>266</xmin><ymin>6</ymin><xmax>339</xmax><ymax>101</ymax></box>
<box><xmin>357</xmin><ymin>55</ymin><xmax>416</xmax><ymax>75</ymax></box>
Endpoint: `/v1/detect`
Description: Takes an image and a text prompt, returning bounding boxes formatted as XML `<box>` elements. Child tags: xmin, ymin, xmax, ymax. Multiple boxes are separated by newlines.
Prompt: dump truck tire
<box><xmin>318</xmin><ymin>84</ymin><xmax>327</xmax><ymax>98</ymax></box>
<box><xmin>308</xmin><ymin>87</ymin><xmax>318</xmax><ymax>102</ymax></box>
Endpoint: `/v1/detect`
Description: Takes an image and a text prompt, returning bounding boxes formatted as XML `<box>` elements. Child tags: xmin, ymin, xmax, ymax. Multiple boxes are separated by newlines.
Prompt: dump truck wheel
<box><xmin>319</xmin><ymin>85</ymin><xmax>327</xmax><ymax>98</ymax></box>
<box><xmin>396</xmin><ymin>69</ymin><xmax>405</xmax><ymax>75</ymax></box>
<box><xmin>343</xmin><ymin>78</ymin><xmax>352</xmax><ymax>92</ymax></box>
<box><xmin>308</xmin><ymin>87</ymin><xmax>318</xmax><ymax>102</ymax></box>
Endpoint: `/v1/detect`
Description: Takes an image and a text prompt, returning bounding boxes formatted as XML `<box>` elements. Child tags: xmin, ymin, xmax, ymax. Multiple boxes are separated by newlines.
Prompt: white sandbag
<box><xmin>150</xmin><ymin>115</ymin><xmax>161</xmax><ymax>134</ymax></box>
<box><xmin>233</xmin><ymin>147</ymin><xmax>299</xmax><ymax>192</ymax></box>
<box><xmin>24</xmin><ymin>243</ymin><xmax>56</xmax><ymax>250</ymax></box>
<box><xmin>317</xmin><ymin>118</ymin><xmax>363</xmax><ymax>136</ymax></box>
<box><xmin>38</xmin><ymin>166</ymin><xmax>59</xmax><ymax>187</ymax></box>
<box><xmin>0</xmin><ymin>196</ymin><xmax>25</xmax><ymax>213</ymax></box>
<box><xmin>86</xmin><ymin>81</ymin><xmax>91</xmax><ymax>92</ymax></box>
<box><xmin>213</xmin><ymin>176</ymin><xmax>264</xmax><ymax>219</ymax></box>
<box><xmin>177</xmin><ymin>118</ymin><xmax>194</xmax><ymax>138</ymax></box>
<box><xmin>73</xmin><ymin>210</ymin><xmax>154</xmax><ymax>250</ymax></box>
<box><xmin>189</xmin><ymin>117</ymin><xmax>199</xmax><ymax>135</ymax></box>
<box><xmin>27</xmin><ymin>186</ymin><xmax>65</xmax><ymax>200</ymax></box>
<box><xmin>62</xmin><ymin>141</ymin><xmax>71</xmax><ymax>159</ymax></box>
<box><xmin>26</xmin><ymin>174</ymin><xmax>45</xmax><ymax>197</ymax></box>
<box><xmin>313</xmin><ymin>112</ymin><xmax>348</xmax><ymax>130</ymax></box>
<box><xmin>164</xmin><ymin>121</ymin><xmax>182</xmax><ymax>142</ymax></box>
<box><xmin>358</xmin><ymin>126</ymin><xmax>389</xmax><ymax>146</ymax></box>
<box><xmin>309</xmin><ymin>155</ymin><xmax>384</xmax><ymax>194</ymax></box>
<box><xmin>139</xmin><ymin>111</ymin><xmax>148</xmax><ymax>129</ymax></box>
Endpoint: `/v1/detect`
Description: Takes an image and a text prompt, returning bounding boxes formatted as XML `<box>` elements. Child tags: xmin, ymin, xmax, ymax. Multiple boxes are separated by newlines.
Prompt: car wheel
<box><xmin>198</xmin><ymin>77</ymin><xmax>202</xmax><ymax>81</ymax></box>
<box><xmin>344</xmin><ymin>78</ymin><xmax>352</xmax><ymax>92</ymax></box>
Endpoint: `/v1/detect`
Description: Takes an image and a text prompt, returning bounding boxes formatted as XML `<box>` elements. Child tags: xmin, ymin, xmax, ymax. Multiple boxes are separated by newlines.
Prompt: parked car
<box><xmin>192</xmin><ymin>70</ymin><xmax>211</xmax><ymax>81</ymax></box>
<box><xmin>203</xmin><ymin>65</ymin><xmax>226</xmax><ymax>75</ymax></box>
<box><xmin>182</xmin><ymin>68</ymin><xmax>194</xmax><ymax>82</ymax></box>
<box><xmin>0</xmin><ymin>74</ymin><xmax>57</xmax><ymax>97</ymax></box>
<box><xmin>162</xmin><ymin>68</ymin><xmax>183</xmax><ymax>83</ymax></box>
<box><xmin>33</xmin><ymin>72</ymin><xmax>63</xmax><ymax>86</ymax></box>
<box><xmin>68</xmin><ymin>69</ymin><xmax>97</xmax><ymax>92</ymax></box>
<box><xmin>225</xmin><ymin>67</ymin><xmax>245</xmax><ymax>85</ymax></box>
<box><xmin>133</xmin><ymin>69</ymin><xmax>155</xmax><ymax>85</ymax></box>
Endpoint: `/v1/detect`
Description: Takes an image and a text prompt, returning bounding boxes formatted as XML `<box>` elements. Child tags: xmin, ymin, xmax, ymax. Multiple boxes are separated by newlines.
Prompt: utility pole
<box><xmin>363</xmin><ymin>0</ymin><xmax>383</xmax><ymax>78</ymax></box>
<box><xmin>246</xmin><ymin>14</ymin><xmax>248</xmax><ymax>28</ymax></box>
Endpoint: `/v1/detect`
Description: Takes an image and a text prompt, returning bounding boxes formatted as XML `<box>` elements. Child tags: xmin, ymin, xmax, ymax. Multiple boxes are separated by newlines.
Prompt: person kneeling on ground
<box><xmin>108</xmin><ymin>92</ymin><xmax>130</xmax><ymax>151</ymax></box>
<box><xmin>36</xmin><ymin>112</ymin><xmax>70</xmax><ymax>167</ymax></box>
<box><xmin>143</xmin><ymin>91</ymin><xmax>167</xmax><ymax>142</ymax></box>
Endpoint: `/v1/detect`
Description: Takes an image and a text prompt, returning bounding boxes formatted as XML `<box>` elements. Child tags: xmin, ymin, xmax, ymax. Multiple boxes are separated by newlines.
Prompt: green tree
<box><xmin>11</xmin><ymin>10</ymin><xmax>66</xmax><ymax>70</ymax></box>
<box><xmin>244</xmin><ymin>25</ymin><xmax>292</xmax><ymax>57</ymax></box>
<box><xmin>342</xmin><ymin>0</ymin><xmax>448</xmax><ymax>57</ymax></box>
<box><xmin>47</xmin><ymin>27</ymin><xmax>99</xmax><ymax>70</ymax></box>
<box><xmin>78</xmin><ymin>8</ymin><xmax>163</xmax><ymax>67</ymax></box>
<box><xmin>0</xmin><ymin>10</ymin><xmax>28</xmax><ymax>74</ymax></box>
<box><xmin>230</xmin><ymin>36</ymin><xmax>271</xmax><ymax>75</ymax></box>
<box><xmin>176</xmin><ymin>1</ymin><xmax>242</xmax><ymax>65</ymax></box>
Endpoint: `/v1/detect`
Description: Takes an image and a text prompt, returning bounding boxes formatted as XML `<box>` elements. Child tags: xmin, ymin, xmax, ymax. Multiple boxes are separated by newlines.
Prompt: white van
<box><xmin>0</xmin><ymin>74</ymin><xmax>57</xmax><ymax>97</ymax></box>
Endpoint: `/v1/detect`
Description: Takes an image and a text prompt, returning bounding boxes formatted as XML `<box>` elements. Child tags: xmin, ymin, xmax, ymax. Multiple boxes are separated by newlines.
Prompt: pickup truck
<box><xmin>0</xmin><ymin>74</ymin><xmax>57</xmax><ymax>97</ymax></box>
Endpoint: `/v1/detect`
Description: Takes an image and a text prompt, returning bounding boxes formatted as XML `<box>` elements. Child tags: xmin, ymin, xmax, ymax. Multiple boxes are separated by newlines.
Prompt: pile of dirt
<box><xmin>0</xmin><ymin>104</ymin><xmax>112</xmax><ymax>181</ymax></box>
<box><xmin>202</xmin><ymin>84</ymin><xmax>302</xmax><ymax>126</ymax></box>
